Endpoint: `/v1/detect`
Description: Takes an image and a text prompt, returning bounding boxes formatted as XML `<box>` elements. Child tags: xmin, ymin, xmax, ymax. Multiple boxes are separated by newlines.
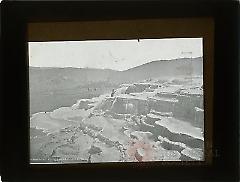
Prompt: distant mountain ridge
<box><xmin>125</xmin><ymin>57</ymin><xmax>202</xmax><ymax>71</ymax></box>
<box><xmin>110</xmin><ymin>57</ymin><xmax>203</xmax><ymax>83</ymax></box>
<box><xmin>29</xmin><ymin>57</ymin><xmax>203</xmax><ymax>92</ymax></box>
<box><xmin>30</xmin><ymin>57</ymin><xmax>202</xmax><ymax>71</ymax></box>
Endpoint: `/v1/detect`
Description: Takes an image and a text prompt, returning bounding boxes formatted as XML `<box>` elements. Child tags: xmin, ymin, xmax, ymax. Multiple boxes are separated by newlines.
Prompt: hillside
<box><xmin>29</xmin><ymin>67</ymin><xmax>118</xmax><ymax>92</ymax></box>
<box><xmin>29</xmin><ymin>57</ymin><xmax>203</xmax><ymax>115</ymax></box>
<box><xmin>30</xmin><ymin>57</ymin><xmax>203</xmax><ymax>91</ymax></box>
<box><xmin>110</xmin><ymin>57</ymin><xmax>203</xmax><ymax>84</ymax></box>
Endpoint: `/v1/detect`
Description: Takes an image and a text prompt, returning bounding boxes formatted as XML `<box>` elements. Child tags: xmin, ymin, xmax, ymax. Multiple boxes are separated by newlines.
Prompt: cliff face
<box><xmin>30</xmin><ymin>75</ymin><xmax>204</xmax><ymax>163</ymax></box>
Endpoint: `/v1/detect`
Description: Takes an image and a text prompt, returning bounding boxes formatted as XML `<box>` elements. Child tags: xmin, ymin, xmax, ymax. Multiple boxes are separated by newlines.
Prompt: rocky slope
<box><xmin>30</xmin><ymin>76</ymin><xmax>204</xmax><ymax>163</ymax></box>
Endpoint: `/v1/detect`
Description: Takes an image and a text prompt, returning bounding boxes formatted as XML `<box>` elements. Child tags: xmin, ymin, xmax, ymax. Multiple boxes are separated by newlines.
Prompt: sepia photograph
<box><xmin>29</xmin><ymin>38</ymin><xmax>204</xmax><ymax>164</ymax></box>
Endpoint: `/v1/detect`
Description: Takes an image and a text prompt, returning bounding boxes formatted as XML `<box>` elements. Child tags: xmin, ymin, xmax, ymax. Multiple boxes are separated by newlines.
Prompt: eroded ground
<box><xmin>30</xmin><ymin>76</ymin><xmax>204</xmax><ymax>163</ymax></box>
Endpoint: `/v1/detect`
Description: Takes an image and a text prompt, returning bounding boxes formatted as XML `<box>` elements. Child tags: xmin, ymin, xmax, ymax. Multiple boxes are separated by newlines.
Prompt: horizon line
<box><xmin>29</xmin><ymin>56</ymin><xmax>203</xmax><ymax>71</ymax></box>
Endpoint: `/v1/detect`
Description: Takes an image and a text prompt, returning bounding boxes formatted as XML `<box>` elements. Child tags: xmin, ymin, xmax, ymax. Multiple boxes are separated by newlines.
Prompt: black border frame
<box><xmin>1</xmin><ymin>1</ymin><xmax>239</xmax><ymax>182</ymax></box>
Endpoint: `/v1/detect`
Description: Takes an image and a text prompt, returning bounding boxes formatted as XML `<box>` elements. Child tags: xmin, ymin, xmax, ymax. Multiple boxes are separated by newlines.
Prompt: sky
<box><xmin>29</xmin><ymin>38</ymin><xmax>202</xmax><ymax>71</ymax></box>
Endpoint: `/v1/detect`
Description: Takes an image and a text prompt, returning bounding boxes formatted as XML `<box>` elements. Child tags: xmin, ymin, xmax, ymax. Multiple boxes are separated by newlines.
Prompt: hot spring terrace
<box><xmin>30</xmin><ymin>77</ymin><xmax>204</xmax><ymax>163</ymax></box>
